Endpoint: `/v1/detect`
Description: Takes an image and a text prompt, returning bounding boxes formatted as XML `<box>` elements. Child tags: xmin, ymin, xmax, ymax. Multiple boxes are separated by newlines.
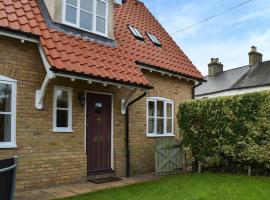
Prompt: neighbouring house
<box><xmin>0</xmin><ymin>0</ymin><xmax>203</xmax><ymax>191</ymax></box>
<box><xmin>196</xmin><ymin>46</ymin><xmax>270</xmax><ymax>99</ymax></box>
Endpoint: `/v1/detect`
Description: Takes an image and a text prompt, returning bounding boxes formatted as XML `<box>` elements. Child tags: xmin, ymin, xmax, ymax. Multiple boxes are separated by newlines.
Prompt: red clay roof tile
<box><xmin>114</xmin><ymin>1</ymin><xmax>203</xmax><ymax>79</ymax></box>
<box><xmin>0</xmin><ymin>0</ymin><xmax>203</xmax><ymax>88</ymax></box>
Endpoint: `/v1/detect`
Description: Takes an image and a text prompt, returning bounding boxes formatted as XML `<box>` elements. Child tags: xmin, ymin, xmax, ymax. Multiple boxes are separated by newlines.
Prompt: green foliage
<box><xmin>178</xmin><ymin>91</ymin><xmax>270</xmax><ymax>172</ymax></box>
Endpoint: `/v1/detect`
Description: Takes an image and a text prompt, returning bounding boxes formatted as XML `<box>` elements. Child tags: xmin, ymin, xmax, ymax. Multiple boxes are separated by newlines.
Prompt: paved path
<box><xmin>16</xmin><ymin>173</ymin><xmax>159</xmax><ymax>200</ymax></box>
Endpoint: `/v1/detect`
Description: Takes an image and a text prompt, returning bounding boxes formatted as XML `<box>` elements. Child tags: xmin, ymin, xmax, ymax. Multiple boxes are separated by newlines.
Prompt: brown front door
<box><xmin>86</xmin><ymin>92</ymin><xmax>112</xmax><ymax>175</ymax></box>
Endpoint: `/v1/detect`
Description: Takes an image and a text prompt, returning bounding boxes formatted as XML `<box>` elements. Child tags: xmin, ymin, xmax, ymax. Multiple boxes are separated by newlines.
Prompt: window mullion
<box><xmin>164</xmin><ymin>102</ymin><xmax>167</xmax><ymax>134</ymax></box>
<box><xmin>93</xmin><ymin>0</ymin><xmax>97</xmax><ymax>32</ymax></box>
<box><xmin>105</xmin><ymin>0</ymin><xmax>108</xmax><ymax>35</ymax></box>
<box><xmin>154</xmin><ymin>100</ymin><xmax>157</xmax><ymax>134</ymax></box>
<box><xmin>77</xmin><ymin>0</ymin><xmax>80</xmax><ymax>26</ymax></box>
<box><xmin>172</xmin><ymin>102</ymin><xmax>174</xmax><ymax>134</ymax></box>
<box><xmin>68</xmin><ymin>90</ymin><xmax>72</xmax><ymax>129</ymax></box>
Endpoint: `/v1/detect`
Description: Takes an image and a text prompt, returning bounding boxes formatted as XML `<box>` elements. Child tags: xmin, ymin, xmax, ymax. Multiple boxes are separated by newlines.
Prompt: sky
<box><xmin>141</xmin><ymin>0</ymin><xmax>270</xmax><ymax>75</ymax></box>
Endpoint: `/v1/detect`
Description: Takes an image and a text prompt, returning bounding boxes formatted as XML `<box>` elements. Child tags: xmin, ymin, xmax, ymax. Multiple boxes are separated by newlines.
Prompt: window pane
<box><xmin>97</xmin><ymin>0</ymin><xmax>106</xmax><ymax>17</ymax></box>
<box><xmin>80</xmin><ymin>11</ymin><xmax>93</xmax><ymax>30</ymax></box>
<box><xmin>66</xmin><ymin>5</ymin><xmax>77</xmax><ymax>24</ymax></box>
<box><xmin>56</xmin><ymin>110</ymin><xmax>69</xmax><ymax>128</ymax></box>
<box><xmin>57</xmin><ymin>90</ymin><xmax>69</xmax><ymax>108</ymax></box>
<box><xmin>129</xmin><ymin>27</ymin><xmax>137</xmax><ymax>36</ymax></box>
<box><xmin>0</xmin><ymin>83</ymin><xmax>11</xmax><ymax>112</ymax></box>
<box><xmin>67</xmin><ymin>0</ymin><xmax>77</xmax><ymax>6</ymax></box>
<box><xmin>148</xmin><ymin>101</ymin><xmax>155</xmax><ymax>117</ymax></box>
<box><xmin>135</xmin><ymin>28</ymin><xmax>143</xmax><ymax>38</ymax></box>
<box><xmin>96</xmin><ymin>17</ymin><xmax>105</xmax><ymax>33</ymax></box>
<box><xmin>152</xmin><ymin>34</ymin><xmax>159</xmax><ymax>44</ymax></box>
<box><xmin>0</xmin><ymin>114</ymin><xmax>11</xmax><ymax>142</ymax></box>
<box><xmin>157</xmin><ymin>118</ymin><xmax>164</xmax><ymax>134</ymax></box>
<box><xmin>80</xmin><ymin>0</ymin><xmax>93</xmax><ymax>12</ymax></box>
<box><xmin>167</xmin><ymin>119</ymin><xmax>172</xmax><ymax>133</ymax></box>
<box><xmin>167</xmin><ymin>103</ymin><xmax>172</xmax><ymax>117</ymax></box>
<box><xmin>157</xmin><ymin>101</ymin><xmax>164</xmax><ymax>117</ymax></box>
<box><xmin>148</xmin><ymin>118</ymin><xmax>154</xmax><ymax>133</ymax></box>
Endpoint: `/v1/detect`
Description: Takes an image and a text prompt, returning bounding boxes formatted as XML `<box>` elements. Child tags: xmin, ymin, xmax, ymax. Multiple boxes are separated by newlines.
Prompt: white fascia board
<box><xmin>138</xmin><ymin>64</ymin><xmax>196</xmax><ymax>83</ymax></box>
<box><xmin>0</xmin><ymin>29</ymin><xmax>39</xmax><ymax>43</ymax></box>
<box><xmin>54</xmin><ymin>72</ymin><xmax>149</xmax><ymax>91</ymax></box>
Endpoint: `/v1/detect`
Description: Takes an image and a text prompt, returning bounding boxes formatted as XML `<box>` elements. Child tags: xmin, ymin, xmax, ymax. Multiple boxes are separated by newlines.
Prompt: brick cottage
<box><xmin>0</xmin><ymin>0</ymin><xmax>203</xmax><ymax>191</ymax></box>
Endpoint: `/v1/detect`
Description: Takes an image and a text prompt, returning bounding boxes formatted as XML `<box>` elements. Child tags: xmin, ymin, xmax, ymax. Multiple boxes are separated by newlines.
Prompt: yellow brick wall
<box><xmin>0</xmin><ymin>36</ymin><xmax>193</xmax><ymax>191</ymax></box>
<box><xmin>129</xmin><ymin>72</ymin><xmax>193</xmax><ymax>174</ymax></box>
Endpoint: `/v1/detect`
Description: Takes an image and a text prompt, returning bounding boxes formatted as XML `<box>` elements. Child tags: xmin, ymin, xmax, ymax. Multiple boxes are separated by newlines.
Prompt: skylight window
<box><xmin>147</xmin><ymin>33</ymin><xmax>161</xmax><ymax>47</ymax></box>
<box><xmin>128</xmin><ymin>25</ymin><xmax>144</xmax><ymax>41</ymax></box>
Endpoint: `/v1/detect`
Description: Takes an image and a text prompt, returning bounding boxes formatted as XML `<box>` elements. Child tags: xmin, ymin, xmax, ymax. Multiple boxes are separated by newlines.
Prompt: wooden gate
<box><xmin>155</xmin><ymin>139</ymin><xmax>184</xmax><ymax>176</ymax></box>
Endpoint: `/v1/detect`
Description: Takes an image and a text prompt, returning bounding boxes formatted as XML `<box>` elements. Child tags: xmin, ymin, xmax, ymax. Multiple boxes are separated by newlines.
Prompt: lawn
<box><xmin>61</xmin><ymin>173</ymin><xmax>270</xmax><ymax>200</ymax></box>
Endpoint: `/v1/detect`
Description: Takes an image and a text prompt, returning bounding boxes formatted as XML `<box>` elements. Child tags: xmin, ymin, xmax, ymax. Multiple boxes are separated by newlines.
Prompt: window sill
<box><xmin>147</xmin><ymin>134</ymin><xmax>175</xmax><ymax>138</ymax></box>
<box><xmin>0</xmin><ymin>144</ymin><xmax>17</xmax><ymax>149</ymax></box>
<box><xmin>53</xmin><ymin>128</ymin><xmax>74</xmax><ymax>133</ymax></box>
<box><xmin>62</xmin><ymin>21</ymin><xmax>110</xmax><ymax>40</ymax></box>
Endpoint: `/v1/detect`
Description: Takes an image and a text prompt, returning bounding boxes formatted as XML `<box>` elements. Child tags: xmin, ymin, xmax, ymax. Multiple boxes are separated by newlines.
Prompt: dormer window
<box><xmin>63</xmin><ymin>0</ymin><xmax>108</xmax><ymax>36</ymax></box>
<box><xmin>128</xmin><ymin>25</ymin><xmax>144</xmax><ymax>41</ymax></box>
<box><xmin>147</xmin><ymin>33</ymin><xmax>161</xmax><ymax>47</ymax></box>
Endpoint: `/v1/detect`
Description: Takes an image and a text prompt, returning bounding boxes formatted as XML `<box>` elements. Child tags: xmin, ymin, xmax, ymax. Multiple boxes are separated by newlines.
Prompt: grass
<box><xmin>61</xmin><ymin>173</ymin><xmax>270</xmax><ymax>200</ymax></box>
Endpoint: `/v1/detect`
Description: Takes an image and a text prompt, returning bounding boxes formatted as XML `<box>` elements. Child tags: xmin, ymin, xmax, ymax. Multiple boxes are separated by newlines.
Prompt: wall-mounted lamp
<box><xmin>78</xmin><ymin>93</ymin><xmax>86</xmax><ymax>107</ymax></box>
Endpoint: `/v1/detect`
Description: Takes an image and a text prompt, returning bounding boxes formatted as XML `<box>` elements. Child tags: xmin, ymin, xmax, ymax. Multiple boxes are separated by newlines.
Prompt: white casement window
<box><xmin>147</xmin><ymin>97</ymin><xmax>174</xmax><ymax>137</ymax></box>
<box><xmin>53</xmin><ymin>86</ymin><xmax>73</xmax><ymax>132</ymax></box>
<box><xmin>63</xmin><ymin>0</ymin><xmax>108</xmax><ymax>36</ymax></box>
<box><xmin>0</xmin><ymin>76</ymin><xmax>17</xmax><ymax>148</ymax></box>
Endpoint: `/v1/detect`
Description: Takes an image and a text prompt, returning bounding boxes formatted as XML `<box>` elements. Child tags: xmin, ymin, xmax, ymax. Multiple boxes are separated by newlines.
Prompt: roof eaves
<box><xmin>0</xmin><ymin>27</ymin><xmax>39</xmax><ymax>43</ymax></box>
<box><xmin>195</xmin><ymin>83</ymin><xmax>270</xmax><ymax>97</ymax></box>
<box><xmin>136</xmin><ymin>61</ymin><xmax>205</xmax><ymax>82</ymax></box>
<box><xmin>52</xmin><ymin>68</ymin><xmax>154</xmax><ymax>90</ymax></box>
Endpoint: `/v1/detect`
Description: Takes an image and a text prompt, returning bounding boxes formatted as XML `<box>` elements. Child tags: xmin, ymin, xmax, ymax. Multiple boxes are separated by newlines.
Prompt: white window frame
<box><xmin>128</xmin><ymin>25</ymin><xmax>144</xmax><ymax>40</ymax></box>
<box><xmin>0</xmin><ymin>76</ymin><xmax>17</xmax><ymax>149</ymax></box>
<box><xmin>62</xmin><ymin>0</ymin><xmax>109</xmax><ymax>37</ymax></box>
<box><xmin>146</xmin><ymin>97</ymin><xmax>174</xmax><ymax>137</ymax></box>
<box><xmin>53</xmin><ymin>86</ymin><xmax>73</xmax><ymax>133</ymax></box>
<box><xmin>147</xmin><ymin>33</ymin><xmax>161</xmax><ymax>46</ymax></box>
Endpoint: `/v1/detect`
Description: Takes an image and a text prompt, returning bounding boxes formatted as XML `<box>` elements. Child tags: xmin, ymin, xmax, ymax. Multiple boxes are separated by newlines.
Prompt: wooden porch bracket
<box><xmin>35</xmin><ymin>45</ymin><xmax>55</xmax><ymax>109</ymax></box>
<box><xmin>121</xmin><ymin>88</ymin><xmax>137</xmax><ymax>115</ymax></box>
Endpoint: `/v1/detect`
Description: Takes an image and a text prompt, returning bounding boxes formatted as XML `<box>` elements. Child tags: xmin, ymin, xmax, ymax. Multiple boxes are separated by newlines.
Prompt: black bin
<box><xmin>0</xmin><ymin>157</ymin><xmax>18</xmax><ymax>200</ymax></box>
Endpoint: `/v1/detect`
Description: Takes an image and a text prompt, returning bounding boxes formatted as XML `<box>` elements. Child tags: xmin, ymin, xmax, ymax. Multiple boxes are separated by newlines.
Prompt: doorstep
<box><xmin>15</xmin><ymin>172</ymin><xmax>159</xmax><ymax>200</ymax></box>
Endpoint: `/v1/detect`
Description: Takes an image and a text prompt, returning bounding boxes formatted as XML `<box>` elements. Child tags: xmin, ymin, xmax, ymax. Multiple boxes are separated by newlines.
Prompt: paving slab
<box><xmin>63</xmin><ymin>184</ymin><xmax>96</xmax><ymax>194</ymax></box>
<box><xmin>16</xmin><ymin>172</ymin><xmax>158</xmax><ymax>200</ymax></box>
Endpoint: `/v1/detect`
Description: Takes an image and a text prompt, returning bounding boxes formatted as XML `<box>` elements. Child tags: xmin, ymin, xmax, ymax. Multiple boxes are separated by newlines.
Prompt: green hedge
<box><xmin>178</xmin><ymin>92</ymin><xmax>270</xmax><ymax>173</ymax></box>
